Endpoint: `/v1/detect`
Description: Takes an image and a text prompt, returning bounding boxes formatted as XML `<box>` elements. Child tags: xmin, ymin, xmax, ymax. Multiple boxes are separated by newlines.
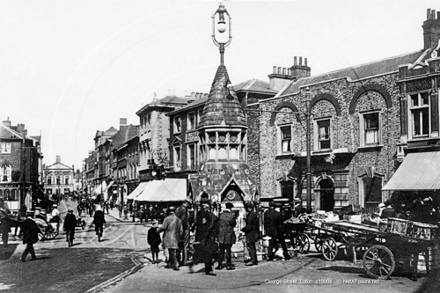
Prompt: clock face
<box><xmin>226</xmin><ymin>190</ymin><xmax>236</xmax><ymax>201</ymax></box>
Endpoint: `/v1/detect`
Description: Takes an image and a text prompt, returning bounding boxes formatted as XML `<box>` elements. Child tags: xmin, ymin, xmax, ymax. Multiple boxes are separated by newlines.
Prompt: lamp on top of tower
<box><xmin>212</xmin><ymin>3</ymin><xmax>232</xmax><ymax>66</ymax></box>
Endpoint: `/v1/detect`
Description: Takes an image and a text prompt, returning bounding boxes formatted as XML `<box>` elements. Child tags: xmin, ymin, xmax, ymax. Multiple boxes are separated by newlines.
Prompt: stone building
<box><xmin>44</xmin><ymin>156</ymin><xmax>75</xmax><ymax>201</ymax></box>
<box><xmin>252</xmin><ymin>39</ymin><xmax>426</xmax><ymax>212</ymax></box>
<box><xmin>0</xmin><ymin>118</ymin><xmax>43</xmax><ymax>212</ymax></box>
<box><xmin>382</xmin><ymin>9</ymin><xmax>440</xmax><ymax>202</ymax></box>
<box><xmin>136</xmin><ymin>93</ymin><xmax>194</xmax><ymax>181</ymax></box>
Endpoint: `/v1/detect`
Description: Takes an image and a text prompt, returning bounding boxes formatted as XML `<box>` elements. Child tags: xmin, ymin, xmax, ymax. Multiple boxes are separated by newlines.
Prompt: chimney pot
<box><xmin>56</xmin><ymin>156</ymin><xmax>61</xmax><ymax>163</ymax></box>
<box><xmin>432</xmin><ymin>10</ymin><xmax>436</xmax><ymax>19</ymax></box>
<box><xmin>437</xmin><ymin>11</ymin><xmax>440</xmax><ymax>20</ymax></box>
<box><xmin>300</xmin><ymin>57</ymin><xmax>303</xmax><ymax>66</ymax></box>
<box><xmin>278</xmin><ymin>67</ymin><xmax>282</xmax><ymax>74</ymax></box>
<box><xmin>428</xmin><ymin>8</ymin><xmax>431</xmax><ymax>19</ymax></box>
<box><xmin>305</xmin><ymin>58</ymin><xmax>308</xmax><ymax>67</ymax></box>
<box><xmin>120</xmin><ymin>118</ymin><xmax>127</xmax><ymax>125</ymax></box>
<box><xmin>273</xmin><ymin>66</ymin><xmax>277</xmax><ymax>74</ymax></box>
<box><xmin>294</xmin><ymin>56</ymin><xmax>297</xmax><ymax>66</ymax></box>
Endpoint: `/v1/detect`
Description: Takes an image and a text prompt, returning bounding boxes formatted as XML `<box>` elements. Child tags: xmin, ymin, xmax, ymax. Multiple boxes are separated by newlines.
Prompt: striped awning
<box><xmin>382</xmin><ymin>151</ymin><xmax>440</xmax><ymax>191</ymax></box>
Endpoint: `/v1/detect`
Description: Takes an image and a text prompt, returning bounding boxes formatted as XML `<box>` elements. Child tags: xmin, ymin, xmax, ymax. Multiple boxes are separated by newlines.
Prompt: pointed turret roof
<box><xmin>198</xmin><ymin>65</ymin><xmax>247</xmax><ymax>128</ymax></box>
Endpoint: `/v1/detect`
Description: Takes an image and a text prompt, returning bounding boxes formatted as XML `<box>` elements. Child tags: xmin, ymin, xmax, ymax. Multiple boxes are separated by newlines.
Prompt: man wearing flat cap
<box><xmin>157</xmin><ymin>206</ymin><xmax>182</xmax><ymax>270</ymax></box>
<box><xmin>241</xmin><ymin>202</ymin><xmax>260</xmax><ymax>266</ymax></box>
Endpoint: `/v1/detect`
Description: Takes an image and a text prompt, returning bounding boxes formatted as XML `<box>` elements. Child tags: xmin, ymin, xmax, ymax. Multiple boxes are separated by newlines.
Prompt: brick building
<box><xmin>0</xmin><ymin>118</ymin><xmax>43</xmax><ymax>212</ymax></box>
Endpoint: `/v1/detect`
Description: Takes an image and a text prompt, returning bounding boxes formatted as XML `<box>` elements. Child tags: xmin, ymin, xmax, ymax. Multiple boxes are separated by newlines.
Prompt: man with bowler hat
<box><xmin>175</xmin><ymin>199</ymin><xmax>191</xmax><ymax>265</ymax></box>
<box><xmin>157</xmin><ymin>206</ymin><xmax>182</xmax><ymax>270</ymax></box>
<box><xmin>20</xmin><ymin>213</ymin><xmax>40</xmax><ymax>262</ymax></box>
<box><xmin>264</xmin><ymin>202</ymin><xmax>290</xmax><ymax>261</ymax></box>
<box><xmin>241</xmin><ymin>201</ymin><xmax>260</xmax><ymax>266</ymax></box>
<box><xmin>192</xmin><ymin>198</ymin><xmax>219</xmax><ymax>275</ymax></box>
<box><xmin>216</xmin><ymin>202</ymin><xmax>236</xmax><ymax>270</ymax></box>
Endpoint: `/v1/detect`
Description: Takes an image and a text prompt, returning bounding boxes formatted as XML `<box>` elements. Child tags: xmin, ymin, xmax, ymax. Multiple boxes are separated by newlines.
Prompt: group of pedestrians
<box><xmin>151</xmin><ymin>198</ymin><xmax>265</xmax><ymax>276</ymax></box>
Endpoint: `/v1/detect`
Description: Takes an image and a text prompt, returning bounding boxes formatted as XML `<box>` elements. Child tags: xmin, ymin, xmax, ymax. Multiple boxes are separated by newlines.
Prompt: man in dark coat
<box><xmin>264</xmin><ymin>202</ymin><xmax>290</xmax><ymax>261</ymax></box>
<box><xmin>157</xmin><ymin>206</ymin><xmax>182</xmax><ymax>270</ymax></box>
<box><xmin>175</xmin><ymin>200</ymin><xmax>191</xmax><ymax>265</ymax></box>
<box><xmin>192</xmin><ymin>199</ymin><xmax>219</xmax><ymax>275</ymax></box>
<box><xmin>93</xmin><ymin>206</ymin><xmax>106</xmax><ymax>241</ymax></box>
<box><xmin>20</xmin><ymin>214</ymin><xmax>40</xmax><ymax>262</ymax></box>
<box><xmin>63</xmin><ymin>209</ymin><xmax>77</xmax><ymax>247</ymax></box>
<box><xmin>216</xmin><ymin>202</ymin><xmax>236</xmax><ymax>270</ymax></box>
<box><xmin>380</xmin><ymin>201</ymin><xmax>397</xmax><ymax>219</ymax></box>
<box><xmin>0</xmin><ymin>208</ymin><xmax>11</xmax><ymax>248</ymax></box>
<box><xmin>241</xmin><ymin>201</ymin><xmax>260</xmax><ymax>266</ymax></box>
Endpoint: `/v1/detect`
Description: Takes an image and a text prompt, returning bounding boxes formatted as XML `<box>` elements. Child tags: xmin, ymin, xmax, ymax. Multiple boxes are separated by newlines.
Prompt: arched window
<box><xmin>11</xmin><ymin>189</ymin><xmax>17</xmax><ymax>201</ymax></box>
<box><xmin>1</xmin><ymin>164</ymin><xmax>11</xmax><ymax>182</ymax></box>
<box><xmin>4</xmin><ymin>189</ymin><xmax>10</xmax><ymax>201</ymax></box>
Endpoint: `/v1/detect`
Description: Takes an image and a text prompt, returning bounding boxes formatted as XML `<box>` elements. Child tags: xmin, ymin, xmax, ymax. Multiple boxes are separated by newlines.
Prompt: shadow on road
<box><xmin>0</xmin><ymin>244</ymin><xmax>18</xmax><ymax>260</ymax></box>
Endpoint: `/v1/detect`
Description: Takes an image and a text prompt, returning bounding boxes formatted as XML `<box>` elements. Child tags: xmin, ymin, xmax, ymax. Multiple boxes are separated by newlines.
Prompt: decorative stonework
<box><xmin>406</xmin><ymin>78</ymin><xmax>432</xmax><ymax>93</ymax></box>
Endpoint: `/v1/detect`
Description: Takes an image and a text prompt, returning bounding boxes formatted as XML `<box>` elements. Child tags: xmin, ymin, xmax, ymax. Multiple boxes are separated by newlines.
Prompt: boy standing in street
<box><xmin>147</xmin><ymin>220</ymin><xmax>162</xmax><ymax>263</ymax></box>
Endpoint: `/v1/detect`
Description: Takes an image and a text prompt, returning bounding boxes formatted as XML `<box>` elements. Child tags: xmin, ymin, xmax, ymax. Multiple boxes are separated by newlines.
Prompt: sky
<box><xmin>1</xmin><ymin>0</ymin><xmax>439</xmax><ymax>170</ymax></box>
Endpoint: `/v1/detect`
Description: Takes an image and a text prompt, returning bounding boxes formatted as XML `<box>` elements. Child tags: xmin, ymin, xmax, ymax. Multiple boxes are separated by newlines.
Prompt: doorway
<box><xmin>319</xmin><ymin>178</ymin><xmax>335</xmax><ymax>212</ymax></box>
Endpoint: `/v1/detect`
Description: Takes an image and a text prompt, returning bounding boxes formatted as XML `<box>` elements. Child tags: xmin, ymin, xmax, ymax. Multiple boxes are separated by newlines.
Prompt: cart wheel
<box><xmin>363</xmin><ymin>245</ymin><xmax>395</xmax><ymax>280</ymax></box>
<box><xmin>38</xmin><ymin>232</ymin><xmax>45</xmax><ymax>241</ymax></box>
<box><xmin>321</xmin><ymin>237</ymin><xmax>338</xmax><ymax>261</ymax></box>
<box><xmin>46</xmin><ymin>230</ymin><xmax>56</xmax><ymax>240</ymax></box>
<box><xmin>297</xmin><ymin>233</ymin><xmax>311</xmax><ymax>254</ymax></box>
<box><xmin>314</xmin><ymin>237</ymin><xmax>323</xmax><ymax>252</ymax></box>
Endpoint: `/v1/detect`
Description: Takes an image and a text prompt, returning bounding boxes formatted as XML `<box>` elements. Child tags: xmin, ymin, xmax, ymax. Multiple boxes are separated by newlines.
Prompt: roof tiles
<box><xmin>199</xmin><ymin>65</ymin><xmax>247</xmax><ymax>128</ymax></box>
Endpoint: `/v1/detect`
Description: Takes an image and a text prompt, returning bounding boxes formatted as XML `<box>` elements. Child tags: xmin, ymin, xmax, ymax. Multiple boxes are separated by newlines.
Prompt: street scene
<box><xmin>2</xmin><ymin>1</ymin><xmax>440</xmax><ymax>293</ymax></box>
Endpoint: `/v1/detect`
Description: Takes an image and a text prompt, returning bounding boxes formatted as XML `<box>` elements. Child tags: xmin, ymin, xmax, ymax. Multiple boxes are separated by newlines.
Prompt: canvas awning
<box><xmin>382</xmin><ymin>151</ymin><xmax>440</xmax><ymax>191</ymax></box>
<box><xmin>126</xmin><ymin>182</ymin><xmax>150</xmax><ymax>200</ymax></box>
<box><xmin>102</xmin><ymin>181</ymin><xmax>114</xmax><ymax>200</ymax></box>
<box><xmin>134</xmin><ymin>179</ymin><xmax>187</xmax><ymax>202</ymax></box>
<box><xmin>92</xmin><ymin>181</ymin><xmax>107</xmax><ymax>195</ymax></box>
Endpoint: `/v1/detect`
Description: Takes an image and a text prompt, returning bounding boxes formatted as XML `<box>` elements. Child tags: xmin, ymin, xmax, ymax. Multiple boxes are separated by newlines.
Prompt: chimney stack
<box><xmin>290</xmin><ymin>56</ymin><xmax>311</xmax><ymax>79</ymax></box>
<box><xmin>2</xmin><ymin>117</ymin><xmax>11</xmax><ymax>128</ymax></box>
<box><xmin>423</xmin><ymin>8</ymin><xmax>440</xmax><ymax>50</ymax></box>
<box><xmin>120</xmin><ymin>118</ymin><xmax>127</xmax><ymax>126</ymax></box>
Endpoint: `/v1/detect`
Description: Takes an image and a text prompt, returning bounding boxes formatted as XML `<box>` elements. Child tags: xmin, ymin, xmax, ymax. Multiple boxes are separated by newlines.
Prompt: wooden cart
<box><xmin>303</xmin><ymin>219</ymin><xmax>439</xmax><ymax>280</ymax></box>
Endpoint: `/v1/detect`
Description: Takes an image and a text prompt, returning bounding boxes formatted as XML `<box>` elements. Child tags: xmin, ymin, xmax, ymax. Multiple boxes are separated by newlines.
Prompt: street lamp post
<box><xmin>305</xmin><ymin>87</ymin><xmax>312</xmax><ymax>214</ymax></box>
<box><xmin>212</xmin><ymin>3</ymin><xmax>232</xmax><ymax>66</ymax></box>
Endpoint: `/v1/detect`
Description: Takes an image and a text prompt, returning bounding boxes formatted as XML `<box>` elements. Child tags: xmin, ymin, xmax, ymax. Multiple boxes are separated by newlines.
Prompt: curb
<box><xmin>85</xmin><ymin>255</ymin><xmax>144</xmax><ymax>293</ymax></box>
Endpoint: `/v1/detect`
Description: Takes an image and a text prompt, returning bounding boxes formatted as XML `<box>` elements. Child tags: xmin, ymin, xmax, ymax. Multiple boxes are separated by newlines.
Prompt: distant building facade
<box><xmin>44</xmin><ymin>156</ymin><xmax>75</xmax><ymax>201</ymax></box>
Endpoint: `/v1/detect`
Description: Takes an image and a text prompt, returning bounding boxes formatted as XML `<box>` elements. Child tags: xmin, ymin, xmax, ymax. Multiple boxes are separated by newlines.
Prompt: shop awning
<box><xmin>382</xmin><ymin>151</ymin><xmax>440</xmax><ymax>191</ymax></box>
<box><xmin>103</xmin><ymin>181</ymin><xmax>114</xmax><ymax>200</ymax></box>
<box><xmin>92</xmin><ymin>181</ymin><xmax>107</xmax><ymax>195</ymax></box>
<box><xmin>134</xmin><ymin>179</ymin><xmax>187</xmax><ymax>202</ymax></box>
<box><xmin>126</xmin><ymin>182</ymin><xmax>149</xmax><ymax>200</ymax></box>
